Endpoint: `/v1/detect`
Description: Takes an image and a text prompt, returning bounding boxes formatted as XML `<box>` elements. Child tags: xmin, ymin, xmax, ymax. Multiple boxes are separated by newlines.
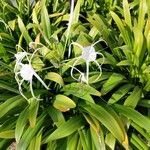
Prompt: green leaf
<box><xmin>28</xmin><ymin>99</ymin><xmax>39</xmax><ymax>128</ymax></box>
<box><xmin>123</xmin><ymin>0</ymin><xmax>132</xmax><ymax>29</ymax></box>
<box><xmin>67</xmin><ymin>133</ymin><xmax>79</xmax><ymax>150</ymax></box>
<box><xmin>101</xmin><ymin>73</ymin><xmax>125</xmax><ymax>95</ymax></box>
<box><xmin>89</xmin><ymin>72</ymin><xmax>111</xmax><ymax>84</ymax></box>
<box><xmin>63</xmin><ymin>83</ymin><xmax>101</xmax><ymax>103</ymax></box>
<box><xmin>32</xmin><ymin>57</ymin><xmax>45</xmax><ymax>71</ymax></box>
<box><xmin>43</xmin><ymin>116</ymin><xmax>85</xmax><ymax>143</ymax></box>
<box><xmin>137</xmin><ymin>0</ymin><xmax>147</xmax><ymax>31</ymax></box>
<box><xmin>8</xmin><ymin>19</ymin><xmax>16</xmax><ymax>31</ymax></box>
<box><xmin>133</xmin><ymin>28</ymin><xmax>144</xmax><ymax>66</ymax></box>
<box><xmin>63</xmin><ymin>83</ymin><xmax>101</xmax><ymax>97</ymax></box>
<box><xmin>110</xmin><ymin>11</ymin><xmax>132</xmax><ymax>48</ymax></box>
<box><xmin>53</xmin><ymin>94</ymin><xmax>76</xmax><ymax>112</ymax></box>
<box><xmin>131</xmin><ymin>133</ymin><xmax>149</xmax><ymax>150</ymax></box>
<box><xmin>108</xmin><ymin>84</ymin><xmax>134</xmax><ymax>104</ymax></box>
<box><xmin>41</xmin><ymin>4</ymin><xmax>51</xmax><ymax>40</ymax></box>
<box><xmin>83</xmin><ymin>113</ymin><xmax>100</xmax><ymax>133</ymax></box>
<box><xmin>116</xmin><ymin>60</ymin><xmax>131</xmax><ymax>66</ymax></box>
<box><xmin>105</xmin><ymin>133</ymin><xmax>116</xmax><ymax>150</ymax></box>
<box><xmin>114</xmin><ymin>104</ymin><xmax>150</xmax><ymax>132</ymax></box>
<box><xmin>81</xmin><ymin>103</ymin><xmax>127</xmax><ymax>147</ymax></box>
<box><xmin>15</xmin><ymin>106</ymin><xmax>29</xmax><ymax>143</ymax></box>
<box><xmin>62</xmin><ymin>58</ymin><xmax>83</xmax><ymax>74</ymax></box>
<box><xmin>138</xmin><ymin>99</ymin><xmax>150</xmax><ymax>108</ymax></box>
<box><xmin>131</xmin><ymin>122</ymin><xmax>150</xmax><ymax>142</ymax></box>
<box><xmin>146</xmin><ymin>28</ymin><xmax>150</xmax><ymax>54</ymax></box>
<box><xmin>0</xmin><ymin>130</ymin><xmax>15</xmax><ymax>139</ymax></box>
<box><xmin>0</xmin><ymin>95</ymin><xmax>26</xmax><ymax>119</ymax></box>
<box><xmin>47</xmin><ymin>106</ymin><xmax>65</xmax><ymax>127</ymax></box>
<box><xmin>46</xmin><ymin>141</ymin><xmax>57</xmax><ymax>150</ymax></box>
<box><xmin>16</xmin><ymin>112</ymin><xmax>46</xmax><ymax>150</ymax></box>
<box><xmin>0</xmin><ymin>117</ymin><xmax>16</xmax><ymax>133</ymax></box>
<box><xmin>90</xmin><ymin>126</ymin><xmax>106</xmax><ymax>150</ymax></box>
<box><xmin>45</xmin><ymin>72</ymin><xmax>64</xmax><ymax>86</ymax></box>
<box><xmin>0</xmin><ymin>43</ymin><xmax>9</xmax><ymax>62</ymax></box>
<box><xmin>124</xmin><ymin>86</ymin><xmax>142</xmax><ymax>108</ymax></box>
<box><xmin>87</xmin><ymin>14</ymin><xmax>117</xmax><ymax>49</ymax></box>
<box><xmin>147</xmin><ymin>0</ymin><xmax>150</xmax><ymax>17</ymax></box>
<box><xmin>28</xmin><ymin>129</ymin><xmax>42</xmax><ymax>150</ymax></box>
<box><xmin>0</xmin><ymin>81</ymin><xmax>19</xmax><ymax>94</ymax></box>
<box><xmin>18</xmin><ymin>16</ymin><xmax>32</xmax><ymax>44</ymax></box>
<box><xmin>78</xmin><ymin>129</ymin><xmax>90</xmax><ymax>150</ymax></box>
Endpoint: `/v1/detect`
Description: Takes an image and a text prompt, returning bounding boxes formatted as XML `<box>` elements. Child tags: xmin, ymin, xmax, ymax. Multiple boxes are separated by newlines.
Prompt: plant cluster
<box><xmin>0</xmin><ymin>0</ymin><xmax>150</xmax><ymax>149</ymax></box>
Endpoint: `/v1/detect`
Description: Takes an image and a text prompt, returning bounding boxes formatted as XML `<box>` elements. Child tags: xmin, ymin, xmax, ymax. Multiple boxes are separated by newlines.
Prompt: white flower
<box><xmin>68</xmin><ymin>39</ymin><xmax>105</xmax><ymax>84</ymax></box>
<box><xmin>14</xmin><ymin>45</ymin><xmax>49</xmax><ymax>100</ymax></box>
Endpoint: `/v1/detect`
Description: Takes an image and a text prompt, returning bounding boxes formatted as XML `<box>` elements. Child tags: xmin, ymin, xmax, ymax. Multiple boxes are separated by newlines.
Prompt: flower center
<box><xmin>20</xmin><ymin>64</ymin><xmax>34</xmax><ymax>81</ymax></box>
<box><xmin>81</xmin><ymin>46</ymin><xmax>96</xmax><ymax>62</ymax></box>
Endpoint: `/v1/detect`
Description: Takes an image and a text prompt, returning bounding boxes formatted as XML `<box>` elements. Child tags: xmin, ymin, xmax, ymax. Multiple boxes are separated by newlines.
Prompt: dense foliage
<box><xmin>0</xmin><ymin>0</ymin><xmax>150</xmax><ymax>149</ymax></box>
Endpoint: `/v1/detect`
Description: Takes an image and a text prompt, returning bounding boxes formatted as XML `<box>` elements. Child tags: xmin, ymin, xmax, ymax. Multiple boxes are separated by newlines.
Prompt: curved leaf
<box><xmin>63</xmin><ymin>83</ymin><xmax>101</xmax><ymax>97</ymax></box>
<box><xmin>43</xmin><ymin>116</ymin><xmax>85</xmax><ymax>143</ymax></box>
<box><xmin>0</xmin><ymin>130</ymin><xmax>15</xmax><ymax>139</ymax></box>
<box><xmin>110</xmin><ymin>11</ymin><xmax>132</xmax><ymax>48</ymax></box>
<box><xmin>0</xmin><ymin>95</ymin><xmax>27</xmax><ymax>118</ymax></box>
<box><xmin>114</xmin><ymin>104</ymin><xmax>150</xmax><ymax>132</ymax></box>
<box><xmin>53</xmin><ymin>94</ymin><xmax>76</xmax><ymax>112</ymax></box>
<box><xmin>28</xmin><ymin>99</ymin><xmax>39</xmax><ymax>128</ymax></box>
<box><xmin>81</xmin><ymin>103</ymin><xmax>127</xmax><ymax>148</ymax></box>
<box><xmin>16</xmin><ymin>112</ymin><xmax>46</xmax><ymax>150</ymax></box>
<box><xmin>124</xmin><ymin>86</ymin><xmax>142</xmax><ymax>108</ymax></box>
<box><xmin>45</xmin><ymin>72</ymin><xmax>64</xmax><ymax>86</ymax></box>
<box><xmin>15</xmin><ymin>106</ymin><xmax>29</xmax><ymax>143</ymax></box>
<box><xmin>101</xmin><ymin>73</ymin><xmax>125</xmax><ymax>95</ymax></box>
<box><xmin>18</xmin><ymin>16</ymin><xmax>32</xmax><ymax>44</ymax></box>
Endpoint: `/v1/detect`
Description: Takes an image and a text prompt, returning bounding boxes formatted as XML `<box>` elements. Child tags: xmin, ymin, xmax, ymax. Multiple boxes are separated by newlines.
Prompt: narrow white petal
<box><xmin>33</xmin><ymin>72</ymin><xmax>49</xmax><ymax>90</ymax></box>
<box><xmin>71</xmin><ymin>57</ymin><xmax>82</xmax><ymax>81</ymax></box>
<box><xmin>96</xmin><ymin>52</ymin><xmax>105</xmax><ymax>65</ymax></box>
<box><xmin>18</xmin><ymin>79</ymin><xmax>28</xmax><ymax>100</ymax></box>
<box><xmin>68</xmin><ymin>42</ymin><xmax>83</xmax><ymax>58</ymax></box>
<box><xmin>94</xmin><ymin>60</ymin><xmax>102</xmax><ymax>82</ymax></box>
<box><xmin>92</xmin><ymin>39</ymin><xmax>107</xmax><ymax>47</ymax></box>
<box><xmin>29</xmin><ymin>80</ymin><xmax>41</xmax><ymax>100</ymax></box>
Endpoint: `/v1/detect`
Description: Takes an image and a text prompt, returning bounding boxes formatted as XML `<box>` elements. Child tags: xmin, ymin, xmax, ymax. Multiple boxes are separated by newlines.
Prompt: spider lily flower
<box><xmin>14</xmin><ymin>45</ymin><xmax>49</xmax><ymax>100</ymax></box>
<box><xmin>69</xmin><ymin>39</ymin><xmax>105</xmax><ymax>84</ymax></box>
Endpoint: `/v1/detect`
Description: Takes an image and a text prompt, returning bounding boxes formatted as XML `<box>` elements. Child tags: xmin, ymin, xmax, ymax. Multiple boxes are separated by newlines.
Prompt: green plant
<box><xmin>0</xmin><ymin>0</ymin><xmax>150</xmax><ymax>150</ymax></box>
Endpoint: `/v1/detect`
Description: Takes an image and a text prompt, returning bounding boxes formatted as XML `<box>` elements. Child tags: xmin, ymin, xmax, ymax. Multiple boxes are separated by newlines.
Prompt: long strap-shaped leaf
<box><xmin>43</xmin><ymin>116</ymin><xmax>85</xmax><ymax>143</ymax></box>
<box><xmin>81</xmin><ymin>103</ymin><xmax>128</xmax><ymax>149</ymax></box>
<box><xmin>18</xmin><ymin>16</ymin><xmax>32</xmax><ymax>44</ymax></box>
<box><xmin>16</xmin><ymin>112</ymin><xmax>46</xmax><ymax>150</ymax></box>
<box><xmin>110</xmin><ymin>11</ymin><xmax>132</xmax><ymax>49</ymax></box>
<box><xmin>123</xmin><ymin>0</ymin><xmax>132</xmax><ymax>29</ymax></box>
<box><xmin>0</xmin><ymin>95</ymin><xmax>27</xmax><ymax>119</ymax></box>
<box><xmin>114</xmin><ymin>104</ymin><xmax>150</xmax><ymax>132</ymax></box>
